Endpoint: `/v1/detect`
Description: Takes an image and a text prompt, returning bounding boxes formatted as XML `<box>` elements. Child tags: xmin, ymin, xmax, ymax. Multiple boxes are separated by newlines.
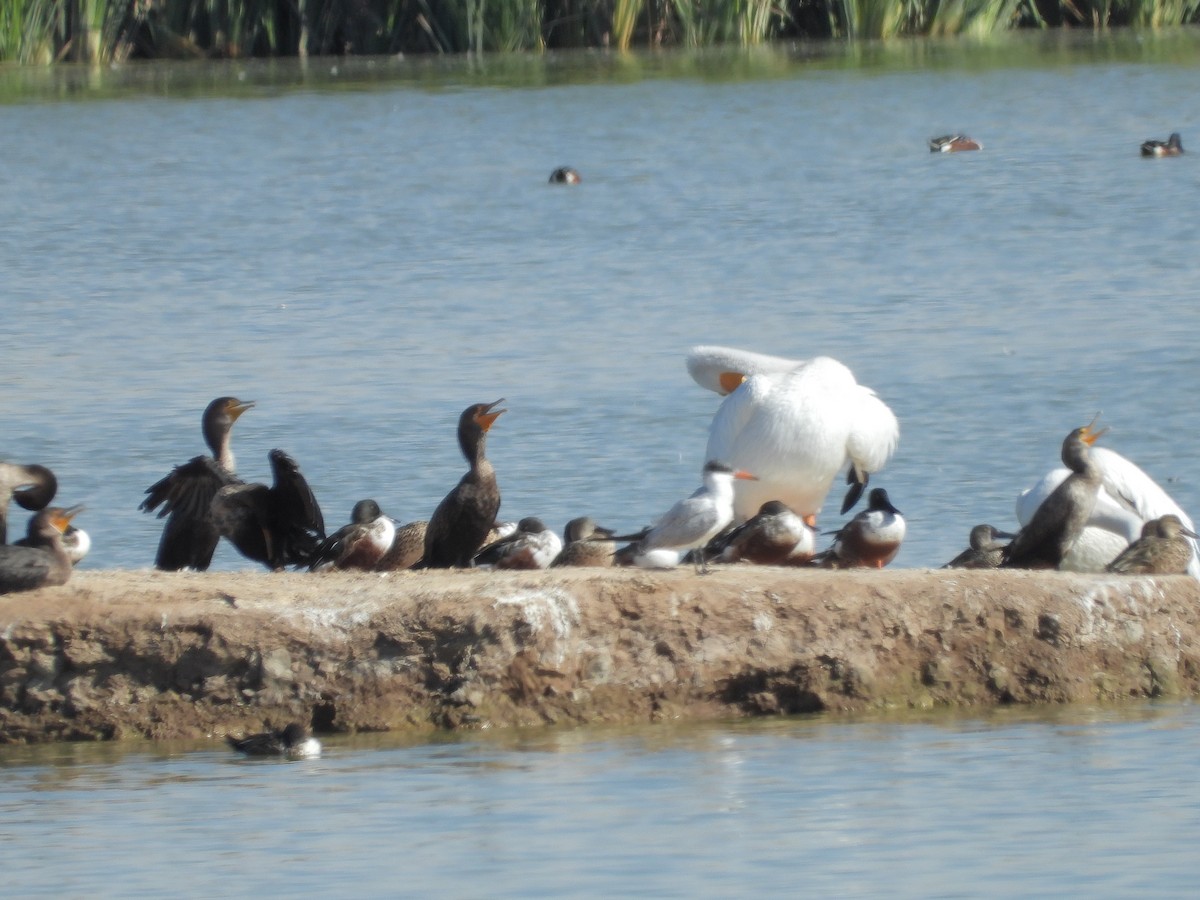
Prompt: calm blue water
<box><xmin>1</xmin><ymin>703</ymin><xmax>1198</xmax><ymax>896</ymax></box>
<box><xmin>4</xmin><ymin>37</ymin><xmax>1200</xmax><ymax>894</ymax></box>
<box><xmin>3</xmin><ymin>35</ymin><xmax>1200</xmax><ymax>571</ymax></box>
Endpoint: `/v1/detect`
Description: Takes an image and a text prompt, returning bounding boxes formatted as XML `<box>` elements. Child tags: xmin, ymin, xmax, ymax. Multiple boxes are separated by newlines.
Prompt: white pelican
<box><xmin>1015</xmin><ymin>443</ymin><xmax>1199</xmax><ymax>578</ymax></box>
<box><xmin>622</xmin><ymin>460</ymin><xmax>756</xmax><ymax>572</ymax></box>
<box><xmin>813</xmin><ymin>487</ymin><xmax>906</xmax><ymax>569</ymax></box>
<box><xmin>687</xmin><ymin>346</ymin><xmax>899</xmax><ymax>524</ymax></box>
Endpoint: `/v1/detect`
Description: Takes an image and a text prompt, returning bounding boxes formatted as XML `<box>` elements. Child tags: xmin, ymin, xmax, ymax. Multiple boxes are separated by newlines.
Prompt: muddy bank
<box><xmin>0</xmin><ymin>567</ymin><xmax>1198</xmax><ymax>743</ymax></box>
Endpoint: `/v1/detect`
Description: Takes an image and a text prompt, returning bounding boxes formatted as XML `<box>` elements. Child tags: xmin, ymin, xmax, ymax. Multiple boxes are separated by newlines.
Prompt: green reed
<box><xmin>2</xmin><ymin>0</ymin><xmax>1200</xmax><ymax>63</ymax></box>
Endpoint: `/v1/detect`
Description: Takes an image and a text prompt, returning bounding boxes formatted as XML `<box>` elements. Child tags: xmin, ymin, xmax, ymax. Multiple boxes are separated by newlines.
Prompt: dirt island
<box><xmin>1</xmin><ymin>567</ymin><xmax>1197</xmax><ymax>744</ymax></box>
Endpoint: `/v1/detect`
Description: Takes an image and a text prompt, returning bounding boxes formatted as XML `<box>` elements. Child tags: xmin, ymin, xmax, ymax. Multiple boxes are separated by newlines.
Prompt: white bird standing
<box><xmin>625</xmin><ymin>460</ymin><xmax>756</xmax><ymax>572</ymax></box>
<box><xmin>1015</xmin><ymin>444</ymin><xmax>1199</xmax><ymax>578</ymax></box>
<box><xmin>687</xmin><ymin>346</ymin><xmax>899</xmax><ymax>525</ymax></box>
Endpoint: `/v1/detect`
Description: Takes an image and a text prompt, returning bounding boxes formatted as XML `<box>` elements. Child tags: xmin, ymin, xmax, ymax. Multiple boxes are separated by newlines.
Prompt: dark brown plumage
<box><xmin>943</xmin><ymin>524</ymin><xmax>1015</xmax><ymax>570</ymax></box>
<box><xmin>0</xmin><ymin>505</ymin><xmax>81</xmax><ymax>594</ymax></box>
<box><xmin>421</xmin><ymin>400</ymin><xmax>506</xmax><ymax>569</ymax></box>
<box><xmin>1002</xmin><ymin>422</ymin><xmax>1106</xmax><ymax>569</ymax></box>
<box><xmin>140</xmin><ymin>397</ymin><xmax>253</xmax><ymax>571</ymax></box>
<box><xmin>212</xmin><ymin>449</ymin><xmax>325</xmax><ymax>571</ymax></box>
<box><xmin>1106</xmin><ymin>515</ymin><xmax>1197</xmax><ymax>575</ymax></box>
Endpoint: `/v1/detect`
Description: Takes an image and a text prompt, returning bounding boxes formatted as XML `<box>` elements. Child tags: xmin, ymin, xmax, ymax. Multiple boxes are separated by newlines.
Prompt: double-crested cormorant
<box><xmin>687</xmin><ymin>346</ymin><xmax>899</xmax><ymax>524</ymax></box>
<box><xmin>0</xmin><ymin>505</ymin><xmax>82</xmax><ymax>594</ymax></box>
<box><xmin>421</xmin><ymin>400</ymin><xmax>506</xmax><ymax>569</ymax></box>
<box><xmin>1015</xmin><ymin>444</ymin><xmax>1199</xmax><ymax>577</ymax></box>
<box><xmin>942</xmin><ymin>524</ymin><xmax>1015</xmax><ymax>570</ymax></box>
<box><xmin>140</xmin><ymin>397</ymin><xmax>254</xmax><ymax>571</ymax></box>
<box><xmin>0</xmin><ymin>462</ymin><xmax>57</xmax><ymax>545</ymax></box>
<box><xmin>16</xmin><ymin>512</ymin><xmax>90</xmax><ymax>566</ymax></box>
<box><xmin>226</xmin><ymin>722</ymin><xmax>321</xmax><ymax>759</ymax></box>
<box><xmin>1141</xmin><ymin>133</ymin><xmax>1183</xmax><ymax>157</ymax></box>
<box><xmin>212</xmin><ymin>449</ymin><xmax>325</xmax><ymax>571</ymax></box>
<box><xmin>708</xmin><ymin>500</ymin><xmax>816</xmax><ymax>566</ymax></box>
<box><xmin>310</xmin><ymin>499</ymin><xmax>396</xmax><ymax>572</ymax></box>
<box><xmin>1003</xmin><ymin>422</ymin><xmax>1106</xmax><ymax>570</ymax></box>
<box><xmin>474</xmin><ymin>516</ymin><xmax>562</xmax><ymax>569</ymax></box>
<box><xmin>814</xmin><ymin>488</ymin><xmax>905</xmax><ymax>569</ymax></box>
<box><xmin>551</xmin><ymin>517</ymin><xmax>617</xmax><ymax>567</ymax></box>
<box><xmin>623</xmin><ymin>460</ymin><xmax>756</xmax><ymax>573</ymax></box>
<box><xmin>930</xmin><ymin>135</ymin><xmax>982</xmax><ymax>153</ymax></box>
<box><xmin>1106</xmin><ymin>515</ymin><xmax>1198</xmax><ymax>575</ymax></box>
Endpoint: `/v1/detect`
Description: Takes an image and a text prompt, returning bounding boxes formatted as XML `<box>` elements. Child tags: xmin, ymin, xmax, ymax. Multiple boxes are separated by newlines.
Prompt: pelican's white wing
<box><xmin>687</xmin><ymin>345</ymin><xmax>802</xmax><ymax>395</ymax></box>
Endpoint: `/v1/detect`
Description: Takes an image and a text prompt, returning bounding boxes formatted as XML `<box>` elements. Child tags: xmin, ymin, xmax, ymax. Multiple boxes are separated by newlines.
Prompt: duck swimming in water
<box><xmin>227</xmin><ymin>722</ymin><xmax>321</xmax><ymax>759</ymax></box>
<box><xmin>0</xmin><ymin>462</ymin><xmax>57</xmax><ymax>545</ymax></box>
<box><xmin>929</xmin><ymin>135</ymin><xmax>982</xmax><ymax>153</ymax></box>
<box><xmin>813</xmin><ymin>488</ymin><xmax>905</xmax><ymax>569</ymax></box>
<box><xmin>140</xmin><ymin>397</ymin><xmax>254</xmax><ymax>571</ymax></box>
<box><xmin>687</xmin><ymin>346</ymin><xmax>898</xmax><ymax>524</ymax></box>
<box><xmin>1003</xmin><ymin>421</ymin><xmax>1106</xmax><ymax>570</ymax></box>
<box><xmin>421</xmin><ymin>400</ymin><xmax>506</xmax><ymax>568</ymax></box>
<box><xmin>212</xmin><ymin>449</ymin><xmax>325</xmax><ymax>571</ymax></box>
<box><xmin>1106</xmin><ymin>515</ymin><xmax>1198</xmax><ymax>576</ymax></box>
<box><xmin>942</xmin><ymin>524</ymin><xmax>1015</xmax><ymax>570</ymax></box>
<box><xmin>310</xmin><ymin>499</ymin><xmax>396</xmax><ymax>572</ymax></box>
<box><xmin>0</xmin><ymin>505</ymin><xmax>82</xmax><ymax>594</ymax></box>
<box><xmin>548</xmin><ymin>167</ymin><xmax>581</xmax><ymax>184</ymax></box>
<box><xmin>1141</xmin><ymin>133</ymin><xmax>1183</xmax><ymax>157</ymax></box>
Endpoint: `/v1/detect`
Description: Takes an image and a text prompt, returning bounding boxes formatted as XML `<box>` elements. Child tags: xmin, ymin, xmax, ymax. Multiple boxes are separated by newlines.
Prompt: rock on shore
<box><xmin>0</xmin><ymin>567</ymin><xmax>1197</xmax><ymax>744</ymax></box>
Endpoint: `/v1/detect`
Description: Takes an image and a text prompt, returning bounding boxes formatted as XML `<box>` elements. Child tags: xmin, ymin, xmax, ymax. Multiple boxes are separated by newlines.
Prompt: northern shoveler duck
<box><xmin>310</xmin><ymin>499</ymin><xmax>396</xmax><ymax>572</ymax></box>
<box><xmin>551</xmin><ymin>517</ymin><xmax>618</xmax><ymax>567</ymax></box>
<box><xmin>942</xmin><ymin>524</ymin><xmax>1014</xmax><ymax>569</ymax></box>
<box><xmin>708</xmin><ymin>500</ymin><xmax>815</xmax><ymax>566</ymax></box>
<box><xmin>1106</xmin><ymin>514</ymin><xmax>1198</xmax><ymax>575</ymax></box>
<box><xmin>813</xmin><ymin>488</ymin><xmax>905</xmax><ymax>569</ymax></box>
<box><xmin>227</xmin><ymin>723</ymin><xmax>321</xmax><ymax>759</ymax></box>
<box><xmin>929</xmin><ymin>135</ymin><xmax>982</xmax><ymax>153</ymax></box>
<box><xmin>1141</xmin><ymin>133</ymin><xmax>1183</xmax><ymax>157</ymax></box>
<box><xmin>474</xmin><ymin>516</ymin><xmax>562</xmax><ymax>570</ymax></box>
<box><xmin>549</xmin><ymin>167</ymin><xmax>581</xmax><ymax>184</ymax></box>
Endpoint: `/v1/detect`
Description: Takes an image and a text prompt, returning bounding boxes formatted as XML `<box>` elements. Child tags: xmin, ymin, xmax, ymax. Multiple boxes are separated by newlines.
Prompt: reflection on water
<box><xmin>0</xmin><ymin>704</ymin><xmax>1198</xmax><ymax>895</ymax></box>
